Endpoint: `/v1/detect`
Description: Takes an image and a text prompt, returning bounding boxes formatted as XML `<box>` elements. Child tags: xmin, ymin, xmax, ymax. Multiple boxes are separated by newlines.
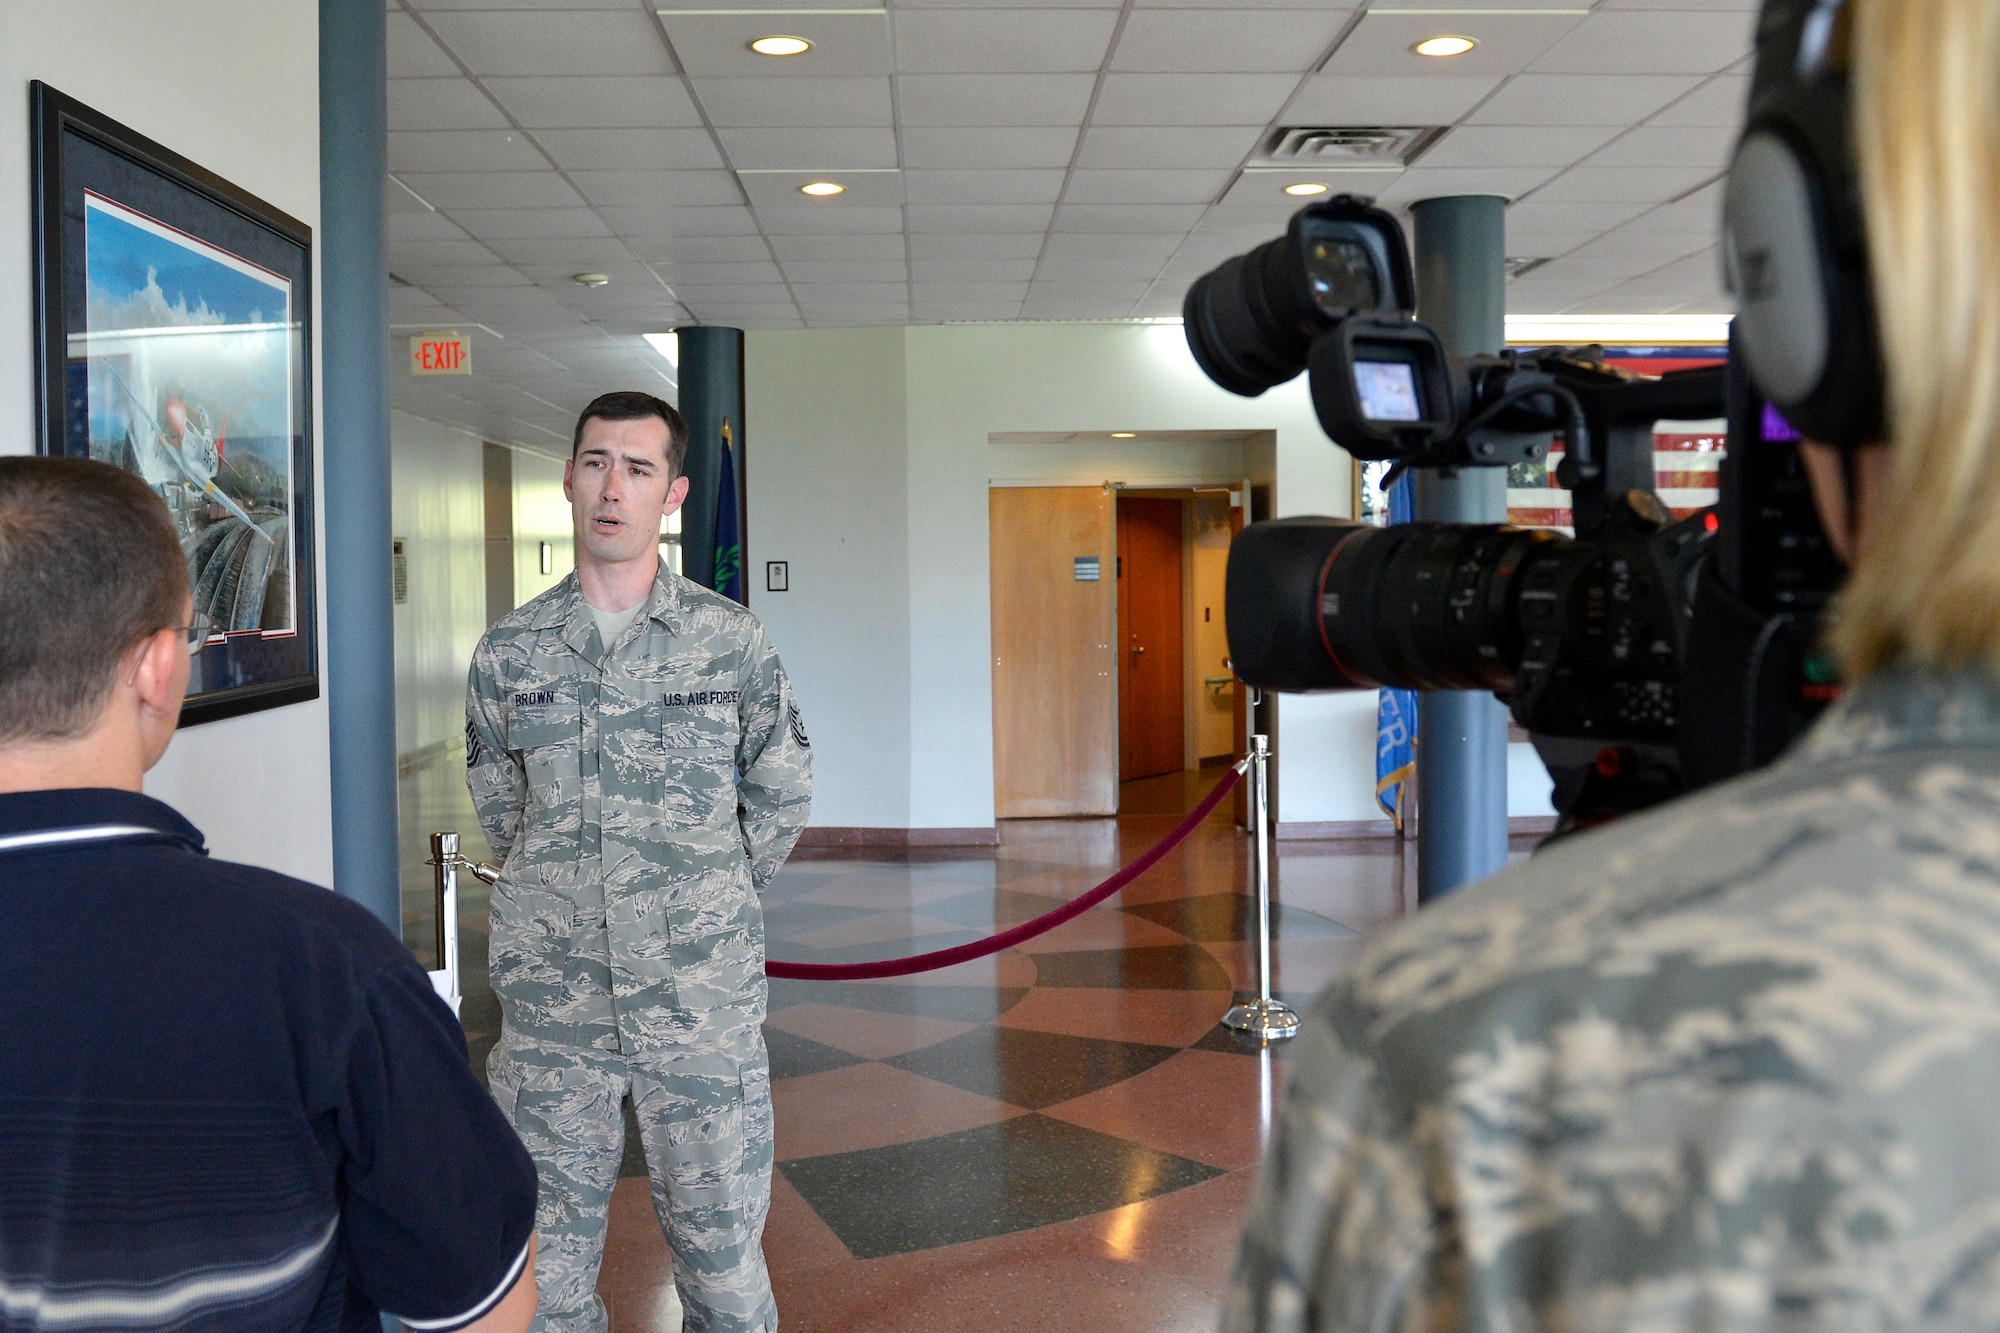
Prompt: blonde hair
<box><xmin>1835</xmin><ymin>0</ymin><xmax>2000</xmax><ymax>674</ymax></box>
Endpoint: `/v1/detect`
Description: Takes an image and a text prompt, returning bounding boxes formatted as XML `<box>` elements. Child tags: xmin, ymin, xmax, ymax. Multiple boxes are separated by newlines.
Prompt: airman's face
<box><xmin>564</xmin><ymin>416</ymin><xmax>690</xmax><ymax>569</ymax></box>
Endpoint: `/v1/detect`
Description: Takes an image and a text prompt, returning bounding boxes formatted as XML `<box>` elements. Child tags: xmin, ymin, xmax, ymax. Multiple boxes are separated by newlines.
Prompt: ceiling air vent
<box><xmin>1251</xmin><ymin>126</ymin><xmax>1445</xmax><ymax>170</ymax></box>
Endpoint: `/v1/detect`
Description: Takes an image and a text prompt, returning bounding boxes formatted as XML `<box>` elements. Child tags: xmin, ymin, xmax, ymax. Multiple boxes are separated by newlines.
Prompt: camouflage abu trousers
<box><xmin>488</xmin><ymin>1028</ymin><xmax>776</xmax><ymax>1333</ymax></box>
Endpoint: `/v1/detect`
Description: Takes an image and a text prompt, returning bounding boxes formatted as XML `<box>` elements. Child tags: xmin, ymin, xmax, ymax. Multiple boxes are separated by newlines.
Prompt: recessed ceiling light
<box><xmin>1284</xmin><ymin>182</ymin><xmax>1330</xmax><ymax>197</ymax></box>
<box><xmin>749</xmin><ymin>35</ymin><xmax>811</xmax><ymax>56</ymax></box>
<box><xmin>1414</xmin><ymin>35</ymin><xmax>1477</xmax><ymax>57</ymax></box>
<box><xmin>799</xmin><ymin>181</ymin><xmax>845</xmax><ymax>197</ymax></box>
<box><xmin>572</xmin><ymin>272</ymin><xmax>610</xmax><ymax>287</ymax></box>
<box><xmin>1110</xmin><ymin>432</ymin><xmax>1137</xmax><ymax>438</ymax></box>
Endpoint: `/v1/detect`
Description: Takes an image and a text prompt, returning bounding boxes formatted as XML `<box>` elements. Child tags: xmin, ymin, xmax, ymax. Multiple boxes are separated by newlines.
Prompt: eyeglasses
<box><xmin>176</xmin><ymin>611</ymin><xmax>214</xmax><ymax>655</ymax></box>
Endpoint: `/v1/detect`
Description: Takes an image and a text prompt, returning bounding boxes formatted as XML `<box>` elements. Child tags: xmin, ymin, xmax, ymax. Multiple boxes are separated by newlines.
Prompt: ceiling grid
<box><xmin>382</xmin><ymin>0</ymin><xmax>1757</xmax><ymax>450</ymax></box>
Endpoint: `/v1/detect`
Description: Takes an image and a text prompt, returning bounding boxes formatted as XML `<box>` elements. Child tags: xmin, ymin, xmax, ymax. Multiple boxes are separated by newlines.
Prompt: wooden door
<box><xmin>1118</xmin><ymin>496</ymin><xmax>1185</xmax><ymax>781</ymax></box>
<box><xmin>991</xmin><ymin>487</ymin><xmax>1117</xmax><ymax>817</ymax></box>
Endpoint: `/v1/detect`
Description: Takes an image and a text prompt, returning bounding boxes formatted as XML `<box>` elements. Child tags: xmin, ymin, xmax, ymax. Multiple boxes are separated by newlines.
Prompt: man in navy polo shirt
<box><xmin>0</xmin><ymin>456</ymin><xmax>541</xmax><ymax>1332</ymax></box>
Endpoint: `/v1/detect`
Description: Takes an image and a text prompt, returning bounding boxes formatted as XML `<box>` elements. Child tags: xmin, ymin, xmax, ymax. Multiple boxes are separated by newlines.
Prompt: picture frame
<box><xmin>31</xmin><ymin>82</ymin><xmax>318</xmax><ymax>727</ymax></box>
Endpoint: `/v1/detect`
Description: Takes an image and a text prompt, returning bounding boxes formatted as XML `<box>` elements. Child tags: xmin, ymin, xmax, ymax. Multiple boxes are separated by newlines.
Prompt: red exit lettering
<box><xmin>411</xmin><ymin>332</ymin><xmax>470</xmax><ymax>376</ymax></box>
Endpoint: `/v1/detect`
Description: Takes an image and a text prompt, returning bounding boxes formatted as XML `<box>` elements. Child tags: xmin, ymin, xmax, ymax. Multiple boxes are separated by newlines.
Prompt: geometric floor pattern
<box><xmin>398</xmin><ymin>758</ymin><xmax>1457</xmax><ymax>1331</ymax></box>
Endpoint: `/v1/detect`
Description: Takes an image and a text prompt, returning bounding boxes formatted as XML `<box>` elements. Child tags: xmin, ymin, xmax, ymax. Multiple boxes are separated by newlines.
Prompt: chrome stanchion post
<box><xmin>1224</xmin><ymin>734</ymin><xmax>1302</xmax><ymax>1040</ymax></box>
<box><xmin>427</xmin><ymin>832</ymin><xmax>461</xmax><ymax>1015</ymax></box>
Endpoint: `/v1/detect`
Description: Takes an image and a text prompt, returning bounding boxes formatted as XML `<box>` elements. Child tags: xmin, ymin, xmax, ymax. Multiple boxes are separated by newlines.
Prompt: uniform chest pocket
<box><xmin>511</xmin><ymin>702</ymin><xmax>581</xmax><ymax>808</ymax></box>
<box><xmin>657</xmin><ymin>703</ymin><xmax>737</xmax><ymax>830</ymax></box>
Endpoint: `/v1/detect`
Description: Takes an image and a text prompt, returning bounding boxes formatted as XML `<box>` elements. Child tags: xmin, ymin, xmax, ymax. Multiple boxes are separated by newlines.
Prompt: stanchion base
<box><xmin>1222</xmin><ymin>999</ymin><xmax>1301</xmax><ymax>1040</ymax></box>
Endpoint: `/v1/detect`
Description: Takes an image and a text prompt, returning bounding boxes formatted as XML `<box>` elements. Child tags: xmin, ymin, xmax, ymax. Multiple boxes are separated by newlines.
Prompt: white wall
<box><xmin>512</xmin><ymin>449</ymin><xmax>574</xmax><ymax>608</ymax></box>
<box><xmin>744</xmin><ymin>328</ymin><xmax>912</xmax><ymax>828</ymax></box>
<box><xmin>390</xmin><ymin>412</ymin><xmax>484</xmax><ymax>762</ymax></box>
<box><xmin>0</xmin><ymin>0</ymin><xmax>331</xmax><ymax>881</ymax></box>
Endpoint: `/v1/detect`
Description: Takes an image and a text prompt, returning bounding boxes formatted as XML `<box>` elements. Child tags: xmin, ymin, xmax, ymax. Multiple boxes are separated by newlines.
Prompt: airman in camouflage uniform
<box><xmin>1226</xmin><ymin>670</ymin><xmax>2000</xmax><ymax>1332</ymax></box>
<box><xmin>467</xmin><ymin>563</ymin><xmax>810</xmax><ymax>1333</ymax></box>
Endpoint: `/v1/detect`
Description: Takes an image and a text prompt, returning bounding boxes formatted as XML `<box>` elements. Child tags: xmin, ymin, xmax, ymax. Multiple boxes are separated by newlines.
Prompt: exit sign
<box><xmin>410</xmin><ymin>331</ymin><xmax>471</xmax><ymax>376</ymax></box>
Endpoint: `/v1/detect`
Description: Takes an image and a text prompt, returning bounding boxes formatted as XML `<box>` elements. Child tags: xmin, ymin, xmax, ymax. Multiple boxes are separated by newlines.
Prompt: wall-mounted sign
<box><xmin>410</xmin><ymin>331</ymin><xmax>470</xmax><ymax>376</ymax></box>
<box><xmin>1074</xmin><ymin>556</ymin><xmax>1101</xmax><ymax>582</ymax></box>
<box><xmin>766</xmin><ymin>561</ymin><xmax>789</xmax><ymax>592</ymax></box>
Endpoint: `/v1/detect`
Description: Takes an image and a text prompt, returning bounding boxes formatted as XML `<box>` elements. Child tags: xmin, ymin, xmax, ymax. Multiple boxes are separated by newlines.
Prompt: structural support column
<box><xmin>675</xmin><ymin>326</ymin><xmax>744</xmax><ymax>594</ymax></box>
<box><xmin>1410</xmin><ymin>195</ymin><xmax>1510</xmax><ymax>901</ymax></box>
<box><xmin>320</xmin><ymin>0</ymin><xmax>399</xmax><ymax>933</ymax></box>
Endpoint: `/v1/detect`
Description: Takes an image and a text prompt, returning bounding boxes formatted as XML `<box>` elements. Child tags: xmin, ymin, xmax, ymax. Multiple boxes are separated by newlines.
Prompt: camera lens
<box><xmin>1304</xmin><ymin>236</ymin><xmax>1380</xmax><ymax>315</ymax></box>
<box><xmin>1226</xmin><ymin>517</ymin><xmax>1568</xmax><ymax>692</ymax></box>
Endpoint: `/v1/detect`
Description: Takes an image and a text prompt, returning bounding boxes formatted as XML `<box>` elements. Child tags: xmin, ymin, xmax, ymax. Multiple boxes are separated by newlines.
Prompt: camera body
<box><xmin>1194</xmin><ymin>196</ymin><xmax>1841</xmax><ymax>831</ymax></box>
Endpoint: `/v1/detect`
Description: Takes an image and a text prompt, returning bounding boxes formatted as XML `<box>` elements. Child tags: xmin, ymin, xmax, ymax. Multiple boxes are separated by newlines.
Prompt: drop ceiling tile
<box><xmin>1527</xmin><ymin>165</ymin><xmax>1722</xmax><ymax>205</ymax></box>
<box><xmin>1501</xmin><ymin>231</ymin><xmax>1601</xmax><ymax>258</ymax></box>
<box><xmin>388</xmin><ymin>78</ymin><xmax>510</xmax><ymax>131</ymax></box>
<box><xmin>534</xmin><ymin>129</ymin><xmax>726</xmax><ymax>172</ymax></box>
<box><xmin>1062</xmin><ymin>168</ymin><xmax>1231</xmax><ymax>205</ymax></box>
<box><xmin>629</xmin><ymin>234</ymin><xmax>776</xmax><ymax>262</ymax></box>
<box><xmin>1093</xmin><ymin>73</ymin><xmax>1300</xmax><ymax>126</ymax></box>
<box><xmin>1024</xmin><ymin>280</ymin><xmax>1151</xmax><ymax>301</ymax></box>
<box><xmin>1049</xmin><ymin>203</ymin><xmax>1208</xmax><ymax>232</ymax></box>
<box><xmin>715</xmin><ymin>127</ymin><xmax>899</xmax><ymax>171</ymax></box>
<box><xmin>1040</xmin><ymin>231</ymin><xmax>1182</xmax><ymax>261</ymax></box>
<box><xmin>569</xmin><ymin>170</ymin><xmax>743</xmax><ymax>208</ymax></box>
<box><xmin>1033</xmin><ymin>257</ymin><xmax>1167</xmax><ymax>281</ymax></box>
<box><xmin>896</xmin><ymin>73</ymin><xmax>1096</xmax><ymax>126</ymax></box>
<box><xmin>691</xmin><ymin>77</ymin><xmax>893</xmax><ymax>128</ymax></box>
<box><xmin>448</xmin><ymin>207</ymin><xmax>616</xmax><ymax>239</ymax></box>
<box><xmin>1111</xmin><ymin>9</ymin><xmax>1355</xmax><ymax>72</ymax></box>
<box><xmin>403</xmin><ymin>265</ymin><xmax>535</xmax><ymax>289</ymax></box>
<box><xmin>1527</xmin><ymin>10</ymin><xmax>1754</xmax><ymax>75</ymax></box>
<box><xmin>1520</xmin><ymin>256</ymin><xmax>1656</xmax><ymax>286</ymax></box>
<box><xmin>656</xmin><ymin>260</ymin><xmax>787</xmax><ymax>285</ymax></box>
<box><xmin>768</xmin><ymin>232</ymin><xmax>907</xmax><ymax>260</ymax></box>
<box><xmin>683</xmin><ymin>307</ymin><xmax>805</xmax><ymax>327</ymax></box>
<box><xmin>903</xmin><ymin>127</ymin><xmax>1081</xmax><ymax>170</ymax></box>
<box><xmin>910</xmin><ymin>280</ymin><xmax>1031</xmax><ymax>299</ymax></box>
<box><xmin>1621</xmin><ymin>184</ymin><xmax>1725</xmax><ymax>232</ymax></box>
<box><xmin>389</xmin><ymin>129</ymin><xmax>549</xmax><ymax>173</ymax></box>
<box><xmin>903</xmin><ymin>169</ymin><xmax>1066</xmax><ymax>205</ymax></box>
<box><xmin>781</xmin><ymin>261</ymin><xmax>910</xmax><ymax>283</ymax></box>
<box><xmin>1280</xmin><ymin>73</ymin><xmax>1501</xmax><ymax>125</ymax></box>
<box><xmin>388</xmin><ymin>210</ymin><xmax>473</xmax><ymax>242</ymax></box>
<box><xmin>892</xmin><ymin>10</ymin><xmax>1117</xmax><ymax>72</ymax></box>
<box><xmin>799</xmin><ymin>306</ymin><xmax>912</xmax><ymax>326</ymax></box>
<box><xmin>905</xmin><ymin>203</ymin><xmax>1055</xmax><ymax>232</ymax></box>
<box><xmin>1421</xmin><ymin>124</ymin><xmax>1622</xmax><ymax>169</ymax></box>
<box><xmin>1505</xmin><ymin>199</ymin><xmax>1653</xmax><ymax>233</ymax></box>
<box><xmin>661</xmin><ymin>13</ymin><xmax>891</xmax><ymax>78</ymax></box>
<box><xmin>738</xmin><ymin>171</ymin><xmax>903</xmax><ymax>207</ymax></box>
<box><xmin>1582</xmin><ymin>126</ymin><xmax>1736</xmax><ymax>173</ymax></box>
<box><xmin>1218</xmin><ymin>170</ymin><xmax>1401</xmax><ymax>207</ymax></box>
<box><xmin>1647</xmin><ymin>74</ymin><xmax>1751</xmax><ymax>128</ymax></box>
<box><xmin>652</xmin><ymin>283</ymin><xmax>798</xmax><ymax>304</ymax></box>
<box><xmin>1376</xmin><ymin>165</ymin><xmax>1558</xmax><ymax>205</ymax></box>
<box><xmin>791</xmin><ymin>282</ymin><xmax>911</xmax><ymax>302</ymax></box>
<box><xmin>907</xmin><ymin>232</ymin><xmax>1045</xmax><ymax>258</ymax></box>
<box><xmin>1076</xmin><ymin>126</ymin><xmax>1260</xmax><ymax>170</ymax></box>
<box><xmin>597</xmin><ymin>206</ymin><xmax>762</xmax><ymax>237</ymax></box>
<box><xmin>398</xmin><ymin>170</ymin><xmax>586</xmax><ymax>208</ymax></box>
<box><xmin>484</xmin><ymin>76</ymin><xmax>703</xmax><ymax>129</ymax></box>
<box><xmin>1468</xmin><ymin>74</ymin><xmax>1704</xmax><ymax>126</ymax></box>
<box><xmin>755</xmin><ymin>204</ymin><xmax>910</xmax><ymax>233</ymax></box>
<box><xmin>518</xmin><ymin>261</ymin><xmax>668</xmax><ymax>287</ymax></box>
<box><xmin>910</xmin><ymin>302</ymin><xmax>1025</xmax><ymax>322</ymax></box>
<box><xmin>423</xmin><ymin>11</ymin><xmax>675</xmax><ymax>76</ymax></box>
<box><xmin>1565</xmin><ymin>230</ymin><xmax>1714</xmax><ymax>265</ymax></box>
<box><xmin>1019</xmin><ymin>298</ymin><xmax>1141</xmax><ymax>317</ymax></box>
<box><xmin>388</xmin><ymin>13</ymin><xmax>461</xmax><ymax>78</ymax></box>
<box><xmin>910</xmin><ymin>259</ymin><xmax>1036</xmax><ymax>282</ymax></box>
<box><xmin>389</xmin><ymin>239</ymin><xmax>505</xmax><ymax>266</ymax></box>
<box><xmin>1323</xmin><ymin>12</ymin><xmax>1587</xmax><ymax>79</ymax></box>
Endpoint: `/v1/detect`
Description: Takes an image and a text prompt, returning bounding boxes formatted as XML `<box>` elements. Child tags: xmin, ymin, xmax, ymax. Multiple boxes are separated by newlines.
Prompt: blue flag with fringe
<box><xmin>1376</xmin><ymin>475</ymin><xmax>1416</xmax><ymax>831</ymax></box>
<box><xmin>713</xmin><ymin>417</ymin><xmax>744</xmax><ymax>603</ymax></box>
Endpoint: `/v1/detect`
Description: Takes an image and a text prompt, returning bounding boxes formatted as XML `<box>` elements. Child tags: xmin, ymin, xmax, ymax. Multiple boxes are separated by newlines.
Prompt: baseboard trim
<box><xmin>1274</xmin><ymin>815</ymin><xmax>1557</xmax><ymax>842</ymax></box>
<box><xmin>795</xmin><ymin>826</ymin><xmax>1001</xmax><ymax>849</ymax></box>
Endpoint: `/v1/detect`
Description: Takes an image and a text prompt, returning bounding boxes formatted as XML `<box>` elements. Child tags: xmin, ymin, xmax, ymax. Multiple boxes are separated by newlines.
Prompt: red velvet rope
<box><xmin>765</xmin><ymin>766</ymin><xmax>1244</xmax><ymax>981</ymax></box>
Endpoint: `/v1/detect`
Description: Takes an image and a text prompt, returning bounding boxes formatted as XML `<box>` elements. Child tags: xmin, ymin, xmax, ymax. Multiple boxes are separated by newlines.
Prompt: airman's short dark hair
<box><xmin>572</xmin><ymin>391</ymin><xmax>689</xmax><ymax>479</ymax></box>
<box><xmin>0</xmin><ymin>457</ymin><xmax>189</xmax><ymax>744</ymax></box>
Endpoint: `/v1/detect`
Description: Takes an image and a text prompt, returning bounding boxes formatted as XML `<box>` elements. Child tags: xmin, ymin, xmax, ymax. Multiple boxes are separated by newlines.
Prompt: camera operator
<box><xmin>1221</xmin><ymin>0</ymin><xmax>2000</xmax><ymax>1328</ymax></box>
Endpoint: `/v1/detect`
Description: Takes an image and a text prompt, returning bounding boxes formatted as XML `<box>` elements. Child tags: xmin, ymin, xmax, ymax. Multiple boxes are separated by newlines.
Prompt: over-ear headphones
<box><xmin>1723</xmin><ymin>0</ymin><xmax>1884</xmax><ymax>448</ymax></box>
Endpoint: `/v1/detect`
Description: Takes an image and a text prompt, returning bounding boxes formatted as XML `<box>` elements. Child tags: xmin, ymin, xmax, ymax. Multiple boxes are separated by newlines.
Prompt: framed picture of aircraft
<box><xmin>31</xmin><ymin>82</ymin><xmax>317</xmax><ymax>727</ymax></box>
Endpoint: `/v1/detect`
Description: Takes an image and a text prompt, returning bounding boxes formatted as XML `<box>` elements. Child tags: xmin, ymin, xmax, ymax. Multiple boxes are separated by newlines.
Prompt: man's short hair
<box><xmin>0</xmin><ymin>457</ymin><xmax>189</xmax><ymax>744</ymax></box>
<box><xmin>572</xmin><ymin>391</ymin><xmax>689</xmax><ymax>479</ymax></box>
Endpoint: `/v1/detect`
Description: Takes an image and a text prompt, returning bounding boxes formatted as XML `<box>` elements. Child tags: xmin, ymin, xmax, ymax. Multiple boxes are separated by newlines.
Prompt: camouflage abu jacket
<box><xmin>466</xmin><ymin>567</ymin><xmax>811</xmax><ymax>1056</ymax></box>
<box><xmin>1226</xmin><ymin>669</ymin><xmax>2000</xmax><ymax>1333</ymax></box>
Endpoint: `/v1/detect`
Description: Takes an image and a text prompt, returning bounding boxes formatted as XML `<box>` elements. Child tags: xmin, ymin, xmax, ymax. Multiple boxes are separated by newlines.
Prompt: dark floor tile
<box><xmin>760</xmin><ymin>900</ymin><xmax>881</xmax><ymax>939</ymax></box>
<box><xmin>767</xmin><ymin>927</ymin><xmax>994</xmax><ymax>967</ymax></box>
<box><xmin>779</xmin><ymin>1114</ymin><xmax>1223</xmax><ymax>1260</ymax></box>
<box><xmin>765</xmin><ymin>1024</ymin><xmax>870</xmax><ymax>1081</ymax></box>
<box><xmin>766</xmin><ymin>979</ymin><xmax>1031</xmax><ymax>1024</ymax></box>
<box><xmin>1029</xmin><ymin>943</ymin><xmax>1235</xmax><ymax>992</ymax></box>
<box><xmin>886</xmin><ymin>1026</ymin><xmax>1181</xmax><ymax>1109</ymax></box>
<box><xmin>1123</xmin><ymin>892</ymin><xmax>1353</xmax><ymax>944</ymax></box>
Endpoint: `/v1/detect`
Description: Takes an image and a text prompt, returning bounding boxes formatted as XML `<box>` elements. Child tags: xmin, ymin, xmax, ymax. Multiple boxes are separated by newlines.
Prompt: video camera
<box><xmin>1191</xmin><ymin>196</ymin><xmax>1845</xmax><ymax>832</ymax></box>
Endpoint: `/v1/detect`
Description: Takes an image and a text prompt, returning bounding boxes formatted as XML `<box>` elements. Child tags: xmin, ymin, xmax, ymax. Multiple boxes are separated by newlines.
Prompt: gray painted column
<box><xmin>676</xmin><ymin>326</ymin><xmax>744</xmax><ymax>593</ymax></box>
<box><xmin>319</xmin><ymin>0</ymin><xmax>400</xmax><ymax>933</ymax></box>
<box><xmin>1410</xmin><ymin>195</ymin><xmax>1510</xmax><ymax>901</ymax></box>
